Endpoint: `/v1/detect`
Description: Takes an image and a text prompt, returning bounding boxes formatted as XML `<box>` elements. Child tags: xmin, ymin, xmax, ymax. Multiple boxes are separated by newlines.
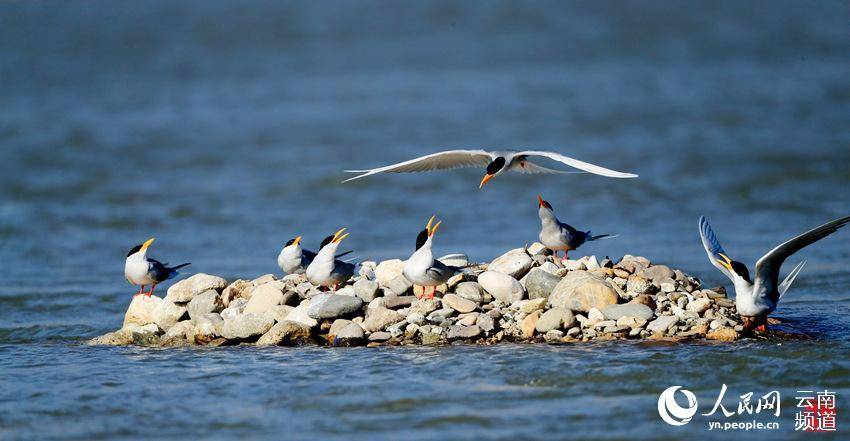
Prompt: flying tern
<box><xmin>342</xmin><ymin>149</ymin><xmax>638</xmax><ymax>188</ymax></box>
<box><xmin>699</xmin><ymin>215</ymin><xmax>850</xmax><ymax>331</ymax></box>
<box><xmin>305</xmin><ymin>228</ymin><xmax>355</xmax><ymax>290</ymax></box>
<box><xmin>277</xmin><ymin>236</ymin><xmax>353</xmax><ymax>275</ymax></box>
<box><xmin>403</xmin><ymin>216</ymin><xmax>463</xmax><ymax>299</ymax></box>
<box><xmin>124</xmin><ymin>238</ymin><xmax>190</xmax><ymax>297</ymax></box>
<box><xmin>537</xmin><ymin>195</ymin><xmax>617</xmax><ymax>260</ymax></box>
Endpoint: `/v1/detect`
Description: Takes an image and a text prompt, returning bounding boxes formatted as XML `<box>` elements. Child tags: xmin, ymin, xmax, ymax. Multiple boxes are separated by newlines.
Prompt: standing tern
<box><xmin>699</xmin><ymin>215</ymin><xmax>850</xmax><ymax>331</ymax></box>
<box><xmin>403</xmin><ymin>216</ymin><xmax>463</xmax><ymax>299</ymax></box>
<box><xmin>124</xmin><ymin>238</ymin><xmax>190</xmax><ymax>297</ymax></box>
<box><xmin>537</xmin><ymin>195</ymin><xmax>617</xmax><ymax>260</ymax></box>
<box><xmin>305</xmin><ymin>228</ymin><xmax>355</xmax><ymax>290</ymax></box>
<box><xmin>277</xmin><ymin>236</ymin><xmax>353</xmax><ymax>275</ymax></box>
<box><xmin>342</xmin><ymin>149</ymin><xmax>638</xmax><ymax>188</ymax></box>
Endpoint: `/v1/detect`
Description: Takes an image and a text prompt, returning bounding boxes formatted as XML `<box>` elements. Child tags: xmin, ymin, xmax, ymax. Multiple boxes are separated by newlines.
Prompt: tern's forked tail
<box><xmin>588</xmin><ymin>233</ymin><xmax>618</xmax><ymax>241</ymax></box>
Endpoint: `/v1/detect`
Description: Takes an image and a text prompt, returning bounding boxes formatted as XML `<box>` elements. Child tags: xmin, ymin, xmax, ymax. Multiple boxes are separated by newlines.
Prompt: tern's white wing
<box><xmin>515</xmin><ymin>160</ymin><xmax>587</xmax><ymax>175</ymax></box>
<box><xmin>342</xmin><ymin>149</ymin><xmax>494</xmax><ymax>183</ymax></box>
<box><xmin>698</xmin><ymin>216</ymin><xmax>734</xmax><ymax>281</ymax></box>
<box><xmin>754</xmin><ymin>216</ymin><xmax>850</xmax><ymax>298</ymax></box>
<box><xmin>516</xmin><ymin>150</ymin><xmax>638</xmax><ymax>178</ymax></box>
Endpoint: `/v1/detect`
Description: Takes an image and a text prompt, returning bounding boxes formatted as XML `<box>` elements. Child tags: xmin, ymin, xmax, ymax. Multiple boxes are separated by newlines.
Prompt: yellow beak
<box><xmin>479</xmin><ymin>173</ymin><xmax>495</xmax><ymax>189</ymax></box>
<box><xmin>141</xmin><ymin>238</ymin><xmax>155</xmax><ymax>251</ymax></box>
<box><xmin>332</xmin><ymin>228</ymin><xmax>349</xmax><ymax>243</ymax></box>
<box><xmin>426</xmin><ymin>215</ymin><xmax>435</xmax><ymax>234</ymax></box>
<box><xmin>717</xmin><ymin>253</ymin><xmax>733</xmax><ymax>271</ymax></box>
<box><xmin>293</xmin><ymin>236</ymin><xmax>302</xmax><ymax>246</ymax></box>
<box><xmin>430</xmin><ymin>220</ymin><xmax>442</xmax><ymax>237</ymax></box>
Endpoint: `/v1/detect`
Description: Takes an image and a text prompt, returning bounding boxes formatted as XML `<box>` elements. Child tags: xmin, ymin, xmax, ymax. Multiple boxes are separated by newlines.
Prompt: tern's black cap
<box><xmin>415</xmin><ymin>229</ymin><xmax>429</xmax><ymax>250</ymax></box>
<box><xmin>486</xmin><ymin>157</ymin><xmax>506</xmax><ymax>175</ymax></box>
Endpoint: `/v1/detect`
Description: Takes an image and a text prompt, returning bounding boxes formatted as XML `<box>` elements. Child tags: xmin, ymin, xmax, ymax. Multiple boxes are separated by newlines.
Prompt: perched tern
<box><xmin>699</xmin><ymin>215</ymin><xmax>850</xmax><ymax>331</ymax></box>
<box><xmin>305</xmin><ymin>228</ymin><xmax>355</xmax><ymax>290</ymax></box>
<box><xmin>277</xmin><ymin>236</ymin><xmax>353</xmax><ymax>275</ymax></box>
<box><xmin>537</xmin><ymin>195</ymin><xmax>616</xmax><ymax>259</ymax></box>
<box><xmin>342</xmin><ymin>149</ymin><xmax>638</xmax><ymax>188</ymax></box>
<box><xmin>124</xmin><ymin>238</ymin><xmax>190</xmax><ymax>297</ymax></box>
<box><xmin>403</xmin><ymin>216</ymin><xmax>462</xmax><ymax>299</ymax></box>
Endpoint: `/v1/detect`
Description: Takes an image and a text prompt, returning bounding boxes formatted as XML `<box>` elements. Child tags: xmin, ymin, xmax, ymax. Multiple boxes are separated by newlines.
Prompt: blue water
<box><xmin>1</xmin><ymin>1</ymin><xmax>849</xmax><ymax>439</ymax></box>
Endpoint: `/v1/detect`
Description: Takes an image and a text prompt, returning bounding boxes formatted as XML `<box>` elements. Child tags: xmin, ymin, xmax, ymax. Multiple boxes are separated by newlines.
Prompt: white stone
<box><xmin>123</xmin><ymin>295</ymin><xmax>163</xmax><ymax>328</ymax></box>
<box><xmin>488</xmin><ymin>248</ymin><xmax>533</xmax><ymax>279</ymax></box>
<box><xmin>477</xmin><ymin>271</ymin><xmax>525</xmax><ymax>303</ymax></box>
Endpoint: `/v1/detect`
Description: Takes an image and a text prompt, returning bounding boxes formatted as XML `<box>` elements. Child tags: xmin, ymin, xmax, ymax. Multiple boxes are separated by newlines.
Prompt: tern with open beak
<box><xmin>277</xmin><ymin>236</ymin><xmax>353</xmax><ymax>275</ymax></box>
<box><xmin>305</xmin><ymin>228</ymin><xmax>355</xmax><ymax>290</ymax></box>
<box><xmin>537</xmin><ymin>195</ymin><xmax>617</xmax><ymax>260</ymax></box>
<box><xmin>124</xmin><ymin>238</ymin><xmax>191</xmax><ymax>297</ymax></box>
<box><xmin>403</xmin><ymin>216</ymin><xmax>463</xmax><ymax>299</ymax></box>
<box><xmin>699</xmin><ymin>215</ymin><xmax>850</xmax><ymax>331</ymax></box>
<box><xmin>342</xmin><ymin>149</ymin><xmax>638</xmax><ymax>188</ymax></box>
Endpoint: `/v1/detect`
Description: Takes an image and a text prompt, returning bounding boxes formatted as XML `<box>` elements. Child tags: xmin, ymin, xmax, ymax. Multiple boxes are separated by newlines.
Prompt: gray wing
<box><xmin>516</xmin><ymin>150</ymin><xmax>638</xmax><ymax>178</ymax></box>
<box><xmin>699</xmin><ymin>216</ymin><xmax>734</xmax><ymax>281</ymax></box>
<box><xmin>755</xmin><ymin>216</ymin><xmax>850</xmax><ymax>297</ymax></box>
<box><xmin>342</xmin><ymin>149</ymin><xmax>494</xmax><ymax>182</ymax></box>
<box><xmin>147</xmin><ymin>258</ymin><xmax>174</xmax><ymax>283</ymax></box>
<box><xmin>515</xmin><ymin>160</ymin><xmax>588</xmax><ymax>175</ymax></box>
<box><xmin>427</xmin><ymin>260</ymin><xmax>461</xmax><ymax>280</ymax></box>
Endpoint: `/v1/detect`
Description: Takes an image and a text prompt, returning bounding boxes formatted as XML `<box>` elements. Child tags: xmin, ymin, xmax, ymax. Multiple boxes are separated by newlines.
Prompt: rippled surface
<box><xmin>1</xmin><ymin>1</ymin><xmax>849</xmax><ymax>439</ymax></box>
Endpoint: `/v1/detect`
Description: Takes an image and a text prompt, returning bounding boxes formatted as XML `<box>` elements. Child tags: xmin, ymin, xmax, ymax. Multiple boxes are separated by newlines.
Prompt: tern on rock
<box><xmin>342</xmin><ymin>149</ymin><xmax>638</xmax><ymax>188</ymax></box>
<box><xmin>305</xmin><ymin>228</ymin><xmax>355</xmax><ymax>290</ymax></box>
<box><xmin>699</xmin><ymin>215</ymin><xmax>850</xmax><ymax>331</ymax></box>
<box><xmin>537</xmin><ymin>195</ymin><xmax>617</xmax><ymax>260</ymax></box>
<box><xmin>124</xmin><ymin>238</ymin><xmax>190</xmax><ymax>297</ymax></box>
<box><xmin>277</xmin><ymin>236</ymin><xmax>353</xmax><ymax>275</ymax></box>
<box><xmin>403</xmin><ymin>216</ymin><xmax>463</xmax><ymax>299</ymax></box>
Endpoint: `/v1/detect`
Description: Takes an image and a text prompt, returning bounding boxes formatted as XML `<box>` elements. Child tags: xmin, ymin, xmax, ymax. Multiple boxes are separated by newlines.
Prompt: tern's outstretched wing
<box><xmin>516</xmin><ymin>150</ymin><xmax>638</xmax><ymax>178</ymax></box>
<box><xmin>515</xmin><ymin>160</ymin><xmax>587</xmax><ymax>175</ymax></box>
<box><xmin>699</xmin><ymin>216</ymin><xmax>734</xmax><ymax>281</ymax></box>
<box><xmin>755</xmin><ymin>216</ymin><xmax>850</xmax><ymax>300</ymax></box>
<box><xmin>342</xmin><ymin>150</ymin><xmax>493</xmax><ymax>183</ymax></box>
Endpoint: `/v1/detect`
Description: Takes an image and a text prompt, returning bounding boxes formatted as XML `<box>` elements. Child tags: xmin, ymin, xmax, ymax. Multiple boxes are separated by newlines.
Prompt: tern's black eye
<box><xmin>730</xmin><ymin>261</ymin><xmax>752</xmax><ymax>283</ymax></box>
<box><xmin>127</xmin><ymin>244</ymin><xmax>142</xmax><ymax>257</ymax></box>
<box><xmin>285</xmin><ymin>238</ymin><xmax>296</xmax><ymax>247</ymax></box>
<box><xmin>415</xmin><ymin>229</ymin><xmax>429</xmax><ymax>250</ymax></box>
<box><xmin>320</xmin><ymin>235</ymin><xmax>334</xmax><ymax>249</ymax></box>
<box><xmin>486</xmin><ymin>157</ymin><xmax>506</xmax><ymax>175</ymax></box>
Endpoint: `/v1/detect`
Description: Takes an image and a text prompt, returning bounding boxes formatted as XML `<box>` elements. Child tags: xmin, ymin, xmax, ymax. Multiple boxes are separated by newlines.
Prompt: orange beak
<box><xmin>537</xmin><ymin>195</ymin><xmax>544</xmax><ymax>207</ymax></box>
<box><xmin>479</xmin><ymin>173</ymin><xmax>495</xmax><ymax>189</ymax></box>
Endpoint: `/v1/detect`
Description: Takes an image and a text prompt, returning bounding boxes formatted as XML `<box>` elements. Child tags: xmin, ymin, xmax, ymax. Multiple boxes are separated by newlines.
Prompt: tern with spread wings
<box><xmin>342</xmin><ymin>149</ymin><xmax>638</xmax><ymax>188</ymax></box>
<box><xmin>699</xmin><ymin>215</ymin><xmax>850</xmax><ymax>331</ymax></box>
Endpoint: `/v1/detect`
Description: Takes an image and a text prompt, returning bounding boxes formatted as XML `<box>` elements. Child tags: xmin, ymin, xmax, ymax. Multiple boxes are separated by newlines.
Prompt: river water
<box><xmin>1</xmin><ymin>1</ymin><xmax>849</xmax><ymax>439</ymax></box>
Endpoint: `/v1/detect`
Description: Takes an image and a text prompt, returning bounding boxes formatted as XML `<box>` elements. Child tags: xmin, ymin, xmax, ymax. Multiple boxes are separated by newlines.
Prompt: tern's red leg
<box><xmin>134</xmin><ymin>285</ymin><xmax>145</xmax><ymax>297</ymax></box>
<box><xmin>147</xmin><ymin>284</ymin><xmax>157</xmax><ymax>297</ymax></box>
<box><xmin>756</xmin><ymin>324</ymin><xmax>767</xmax><ymax>333</ymax></box>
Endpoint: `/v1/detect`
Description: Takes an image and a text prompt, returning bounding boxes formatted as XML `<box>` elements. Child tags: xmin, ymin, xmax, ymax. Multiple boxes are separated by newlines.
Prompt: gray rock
<box><xmin>407</xmin><ymin>312</ymin><xmax>426</xmax><ymax>325</ymax></box>
<box><xmin>334</xmin><ymin>286</ymin><xmax>356</xmax><ymax>297</ymax></box>
<box><xmin>600</xmin><ymin>303</ymin><xmax>654</xmax><ymax>321</ymax></box>
<box><xmin>476</xmin><ymin>314</ymin><xmax>495</xmax><ymax>333</ymax></box>
<box><xmin>307</xmin><ymin>293</ymin><xmax>364</xmax><ymax>319</ymax></box>
<box><xmin>545</xmin><ymin>329</ymin><xmax>565</xmax><ymax>342</ymax></box>
<box><xmin>383</xmin><ymin>295</ymin><xmax>416</xmax><ymax>309</ymax></box>
<box><xmin>353</xmin><ymin>279</ymin><xmax>380</xmax><ymax>302</ymax></box>
<box><xmin>362</xmin><ymin>307</ymin><xmax>405</xmax><ymax>332</ymax></box>
<box><xmin>286</xmin><ymin>301</ymin><xmax>319</xmax><ymax>328</ymax></box>
<box><xmin>426</xmin><ymin>308</ymin><xmax>455</xmax><ymax>324</ymax></box>
<box><xmin>488</xmin><ymin>248</ymin><xmax>533</xmax><ymax>279</ymax></box>
<box><xmin>187</xmin><ymin>290</ymin><xmax>224</xmax><ymax>321</ymax></box>
<box><xmin>86</xmin><ymin>329</ymin><xmax>135</xmax><ymax>346</ymax></box>
<box><xmin>152</xmin><ymin>300</ymin><xmax>188</xmax><ymax>331</ymax></box>
<box><xmin>384</xmin><ymin>275</ymin><xmax>413</xmax><ymax>296</ymax></box>
<box><xmin>646</xmin><ymin>315</ymin><xmax>679</xmax><ymax>334</ymax></box>
<box><xmin>455</xmin><ymin>282</ymin><xmax>483</xmax><ymax>303</ymax></box>
<box><xmin>686</xmin><ymin>298</ymin><xmax>711</xmax><ymax>314</ymax></box>
<box><xmin>333</xmin><ymin>322</ymin><xmax>366</xmax><ymax>346</ymax></box>
<box><xmin>369</xmin><ymin>331</ymin><xmax>392</xmax><ymax>342</ymax></box>
<box><xmin>408</xmin><ymin>298</ymin><xmax>440</xmax><ymax>315</ymax></box>
<box><xmin>626</xmin><ymin>274</ymin><xmax>656</xmax><ymax>295</ymax></box>
<box><xmin>442</xmin><ymin>294</ymin><xmax>477</xmax><ymax>313</ymax></box>
<box><xmin>165</xmin><ymin>273</ymin><xmax>228</xmax><ymax>303</ymax></box>
<box><xmin>256</xmin><ymin>320</ymin><xmax>312</xmax><ymax>346</ymax></box>
<box><xmin>639</xmin><ymin>265</ymin><xmax>675</xmax><ymax>284</ymax></box>
<box><xmin>478</xmin><ymin>271</ymin><xmax>525</xmax><ymax>303</ymax></box>
<box><xmin>221</xmin><ymin>313</ymin><xmax>275</xmax><ymax>340</ymax></box>
<box><xmin>548</xmin><ymin>271</ymin><xmax>618</xmax><ymax>313</ymax></box>
<box><xmin>162</xmin><ymin>321</ymin><xmax>194</xmax><ymax>345</ymax></box>
<box><xmin>525</xmin><ymin>269</ymin><xmax>561</xmax><ymax>300</ymax></box>
<box><xmin>447</xmin><ymin>325</ymin><xmax>482</xmax><ymax>340</ymax></box>
<box><xmin>329</xmin><ymin>319</ymin><xmax>353</xmax><ymax>336</ymax></box>
<box><xmin>194</xmin><ymin>313</ymin><xmax>224</xmax><ymax>343</ymax></box>
<box><xmin>535</xmin><ymin>307</ymin><xmax>576</xmax><ymax>333</ymax></box>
